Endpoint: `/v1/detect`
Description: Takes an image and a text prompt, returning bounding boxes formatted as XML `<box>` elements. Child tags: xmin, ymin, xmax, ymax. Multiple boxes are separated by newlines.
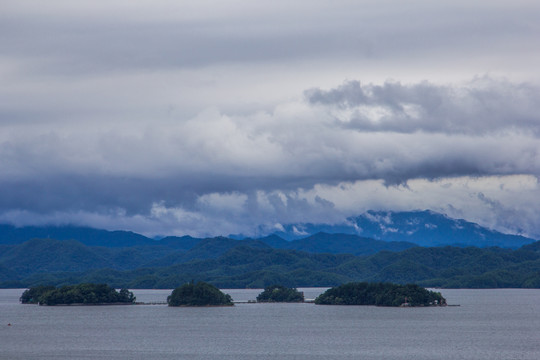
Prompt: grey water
<box><xmin>1</xmin><ymin>288</ymin><xmax>539</xmax><ymax>359</ymax></box>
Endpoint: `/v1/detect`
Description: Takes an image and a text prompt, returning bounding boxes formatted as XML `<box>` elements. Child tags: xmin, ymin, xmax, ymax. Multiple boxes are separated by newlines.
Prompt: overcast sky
<box><xmin>1</xmin><ymin>0</ymin><xmax>540</xmax><ymax>238</ymax></box>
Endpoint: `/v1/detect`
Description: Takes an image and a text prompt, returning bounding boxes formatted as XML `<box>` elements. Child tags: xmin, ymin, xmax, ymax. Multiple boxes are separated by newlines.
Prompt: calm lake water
<box><xmin>1</xmin><ymin>288</ymin><xmax>539</xmax><ymax>359</ymax></box>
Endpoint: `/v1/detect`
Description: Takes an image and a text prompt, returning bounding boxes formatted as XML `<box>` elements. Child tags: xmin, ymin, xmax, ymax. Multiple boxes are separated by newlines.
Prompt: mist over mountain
<box><xmin>1</xmin><ymin>210</ymin><xmax>534</xmax><ymax>249</ymax></box>
<box><xmin>270</xmin><ymin>210</ymin><xmax>535</xmax><ymax>249</ymax></box>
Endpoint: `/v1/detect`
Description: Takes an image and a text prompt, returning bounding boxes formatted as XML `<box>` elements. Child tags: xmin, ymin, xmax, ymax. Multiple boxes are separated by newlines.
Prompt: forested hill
<box><xmin>254</xmin><ymin>232</ymin><xmax>418</xmax><ymax>255</ymax></box>
<box><xmin>1</xmin><ymin>216</ymin><xmax>538</xmax><ymax>289</ymax></box>
<box><xmin>1</xmin><ymin>238</ymin><xmax>539</xmax><ymax>289</ymax></box>
<box><xmin>0</xmin><ymin>234</ymin><xmax>415</xmax><ymax>279</ymax></box>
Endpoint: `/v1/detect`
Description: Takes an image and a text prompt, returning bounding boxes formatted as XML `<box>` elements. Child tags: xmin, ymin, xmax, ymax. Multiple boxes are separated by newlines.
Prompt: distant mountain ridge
<box><xmin>271</xmin><ymin>210</ymin><xmax>535</xmax><ymax>249</ymax></box>
<box><xmin>351</xmin><ymin>210</ymin><xmax>534</xmax><ymax>248</ymax></box>
<box><xmin>0</xmin><ymin>224</ymin><xmax>154</xmax><ymax>247</ymax></box>
<box><xmin>0</xmin><ymin>210</ymin><xmax>535</xmax><ymax>249</ymax></box>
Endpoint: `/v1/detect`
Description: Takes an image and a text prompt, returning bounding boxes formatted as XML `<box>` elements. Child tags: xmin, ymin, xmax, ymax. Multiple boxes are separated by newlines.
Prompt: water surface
<box><xmin>1</xmin><ymin>288</ymin><xmax>539</xmax><ymax>359</ymax></box>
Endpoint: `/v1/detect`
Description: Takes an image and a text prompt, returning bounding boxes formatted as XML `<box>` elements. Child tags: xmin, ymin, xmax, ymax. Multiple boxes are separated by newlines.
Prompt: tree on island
<box><xmin>167</xmin><ymin>281</ymin><xmax>233</xmax><ymax>306</ymax></box>
<box><xmin>315</xmin><ymin>282</ymin><xmax>446</xmax><ymax>307</ymax></box>
<box><xmin>19</xmin><ymin>285</ymin><xmax>56</xmax><ymax>304</ymax></box>
<box><xmin>256</xmin><ymin>285</ymin><xmax>304</xmax><ymax>302</ymax></box>
<box><xmin>20</xmin><ymin>283</ymin><xmax>136</xmax><ymax>305</ymax></box>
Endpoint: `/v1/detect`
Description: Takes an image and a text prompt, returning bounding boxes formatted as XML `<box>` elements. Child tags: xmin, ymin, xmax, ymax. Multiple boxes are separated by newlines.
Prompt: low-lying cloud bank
<box><xmin>0</xmin><ymin>175</ymin><xmax>538</xmax><ymax>239</ymax></box>
<box><xmin>1</xmin><ymin>78</ymin><xmax>539</xmax><ymax>238</ymax></box>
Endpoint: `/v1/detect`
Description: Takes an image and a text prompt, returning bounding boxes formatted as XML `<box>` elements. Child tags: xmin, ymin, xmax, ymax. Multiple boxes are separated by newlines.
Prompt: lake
<box><xmin>1</xmin><ymin>288</ymin><xmax>539</xmax><ymax>359</ymax></box>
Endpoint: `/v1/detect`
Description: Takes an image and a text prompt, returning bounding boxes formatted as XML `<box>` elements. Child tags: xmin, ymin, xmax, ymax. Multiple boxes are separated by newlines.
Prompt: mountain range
<box><xmin>269</xmin><ymin>210</ymin><xmax>533</xmax><ymax>248</ymax></box>
<box><xmin>0</xmin><ymin>210</ymin><xmax>538</xmax><ymax>288</ymax></box>
<box><xmin>2</xmin><ymin>238</ymin><xmax>539</xmax><ymax>289</ymax></box>
<box><xmin>1</xmin><ymin>210</ymin><xmax>534</xmax><ymax>248</ymax></box>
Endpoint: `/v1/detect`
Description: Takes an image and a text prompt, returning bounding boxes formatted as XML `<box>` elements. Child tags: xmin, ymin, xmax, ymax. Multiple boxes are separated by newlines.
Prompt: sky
<box><xmin>1</xmin><ymin>0</ymin><xmax>540</xmax><ymax>238</ymax></box>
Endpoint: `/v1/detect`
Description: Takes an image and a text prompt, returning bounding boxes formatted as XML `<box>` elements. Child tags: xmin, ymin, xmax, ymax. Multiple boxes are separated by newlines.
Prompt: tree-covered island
<box><xmin>167</xmin><ymin>281</ymin><xmax>233</xmax><ymax>306</ymax></box>
<box><xmin>256</xmin><ymin>285</ymin><xmax>304</xmax><ymax>302</ymax></box>
<box><xmin>20</xmin><ymin>283</ymin><xmax>135</xmax><ymax>305</ymax></box>
<box><xmin>315</xmin><ymin>282</ymin><xmax>446</xmax><ymax>307</ymax></box>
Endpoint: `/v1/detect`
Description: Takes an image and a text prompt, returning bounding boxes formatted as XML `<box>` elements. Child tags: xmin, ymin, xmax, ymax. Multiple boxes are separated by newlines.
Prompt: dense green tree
<box><xmin>167</xmin><ymin>281</ymin><xmax>233</xmax><ymax>306</ymax></box>
<box><xmin>256</xmin><ymin>285</ymin><xmax>304</xmax><ymax>302</ymax></box>
<box><xmin>118</xmin><ymin>288</ymin><xmax>136</xmax><ymax>302</ymax></box>
<box><xmin>5</xmin><ymin>240</ymin><xmax>540</xmax><ymax>290</ymax></box>
<box><xmin>19</xmin><ymin>285</ymin><xmax>55</xmax><ymax>304</ymax></box>
<box><xmin>315</xmin><ymin>282</ymin><xmax>446</xmax><ymax>307</ymax></box>
<box><xmin>21</xmin><ymin>283</ymin><xmax>136</xmax><ymax>305</ymax></box>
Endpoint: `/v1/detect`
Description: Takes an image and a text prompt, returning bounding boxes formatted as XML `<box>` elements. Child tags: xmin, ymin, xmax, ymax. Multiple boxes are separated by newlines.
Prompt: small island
<box><xmin>315</xmin><ymin>282</ymin><xmax>446</xmax><ymax>307</ymax></box>
<box><xmin>256</xmin><ymin>285</ymin><xmax>304</xmax><ymax>303</ymax></box>
<box><xmin>167</xmin><ymin>282</ymin><xmax>233</xmax><ymax>307</ymax></box>
<box><xmin>20</xmin><ymin>283</ymin><xmax>136</xmax><ymax>306</ymax></box>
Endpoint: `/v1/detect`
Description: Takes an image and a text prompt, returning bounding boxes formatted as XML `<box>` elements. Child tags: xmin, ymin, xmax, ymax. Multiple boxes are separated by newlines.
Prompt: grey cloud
<box><xmin>475</xmin><ymin>191</ymin><xmax>536</xmax><ymax>237</ymax></box>
<box><xmin>2</xmin><ymin>1</ymin><xmax>538</xmax><ymax>76</ymax></box>
<box><xmin>2</xmin><ymin>79</ymin><xmax>540</xmax><ymax>197</ymax></box>
<box><xmin>1</xmin><ymin>110</ymin><xmax>538</xmax><ymax>224</ymax></box>
<box><xmin>2</xmin><ymin>1</ymin><xmax>540</xmax><ymax>238</ymax></box>
<box><xmin>4</xmin><ymin>176</ymin><xmax>540</xmax><ymax>240</ymax></box>
<box><xmin>0</xmin><ymin>15</ymin><xmax>370</xmax><ymax>76</ymax></box>
<box><xmin>306</xmin><ymin>79</ymin><xmax>540</xmax><ymax>135</ymax></box>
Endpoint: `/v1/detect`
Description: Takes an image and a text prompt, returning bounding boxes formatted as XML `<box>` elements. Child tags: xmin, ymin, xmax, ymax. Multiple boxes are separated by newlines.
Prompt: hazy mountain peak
<box><xmin>273</xmin><ymin>210</ymin><xmax>535</xmax><ymax>249</ymax></box>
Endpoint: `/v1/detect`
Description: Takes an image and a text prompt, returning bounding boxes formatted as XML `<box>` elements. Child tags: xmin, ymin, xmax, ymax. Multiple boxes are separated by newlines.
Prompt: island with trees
<box><xmin>20</xmin><ymin>283</ymin><xmax>136</xmax><ymax>305</ymax></box>
<box><xmin>315</xmin><ymin>282</ymin><xmax>446</xmax><ymax>307</ymax></box>
<box><xmin>256</xmin><ymin>284</ymin><xmax>304</xmax><ymax>302</ymax></box>
<box><xmin>167</xmin><ymin>281</ymin><xmax>233</xmax><ymax>306</ymax></box>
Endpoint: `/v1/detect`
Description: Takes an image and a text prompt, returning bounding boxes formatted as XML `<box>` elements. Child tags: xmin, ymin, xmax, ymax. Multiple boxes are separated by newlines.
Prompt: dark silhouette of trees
<box><xmin>256</xmin><ymin>285</ymin><xmax>304</xmax><ymax>302</ymax></box>
<box><xmin>315</xmin><ymin>282</ymin><xmax>446</xmax><ymax>307</ymax></box>
<box><xmin>20</xmin><ymin>283</ymin><xmax>136</xmax><ymax>305</ymax></box>
<box><xmin>167</xmin><ymin>282</ymin><xmax>233</xmax><ymax>306</ymax></box>
<box><xmin>19</xmin><ymin>285</ymin><xmax>55</xmax><ymax>304</ymax></box>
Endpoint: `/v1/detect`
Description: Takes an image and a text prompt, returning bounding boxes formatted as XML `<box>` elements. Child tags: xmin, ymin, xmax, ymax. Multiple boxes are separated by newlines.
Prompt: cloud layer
<box><xmin>307</xmin><ymin>78</ymin><xmax>540</xmax><ymax>135</ymax></box>
<box><xmin>1</xmin><ymin>1</ymin><xmax>540</xmax><ymax>238</ymax></box>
